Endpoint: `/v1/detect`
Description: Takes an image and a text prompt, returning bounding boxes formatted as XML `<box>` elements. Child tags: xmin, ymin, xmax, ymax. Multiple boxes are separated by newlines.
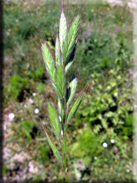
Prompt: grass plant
<box><xmin>3</xmin><ymin>0</ymin><xmax>134</xmax><ymax>182</ymax></box>
<box><xmin>41</xmin><ymin>6</ymin><xmax>87</xmax><ymax>182</ymax></box>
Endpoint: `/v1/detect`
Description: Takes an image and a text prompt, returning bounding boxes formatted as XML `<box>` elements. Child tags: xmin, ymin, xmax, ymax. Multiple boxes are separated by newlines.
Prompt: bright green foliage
<box><xmin>63</xmin><ymin>16</ymin><xmax>80</xmax><ymax>63</ymax></box>
<box><xmin>66</xmin><ymin>93</ymin><xmax>85</xmax><ymax>129</ymax></box>
<box><xmin>70</xmin><ymin>128</ymin><xmax>102</xmax><ymax>161</ymax></box>
<box><xmin>65</xmin><ymin>61</ymin><xmax>73</xmax><ymax>73</ymax></box>
<box><xmin>75</xmin><ymin>68</ymin><xmax>133</xmax><ymax>138</ymax></box>
<box><xmin>119</xmin><ymin>114</ymin><xmax>133</xmax><ymax>139</ymax></box>
<box><xmin>54</xmin><ymin>65</ymin><xmax>65</xmax><ymax>99</ymax></box>
<box><xmin>42</xmin><ymin>123</ymin><xmax>62</xmax><ymax>164</ymax></box>
<box><xmin>48</xmin><ymin>103</ymin><xmax>61</xmax><ymax>140</ymax></box>
<box><xmin>66</xmin><ymin>74</ymin><xmax>77</xmax><ymax>107</ymax></box>
<box><xmin>41</xmin><ymin>43</ymin><xmax>56</xmax><ymax>81</ymax></box>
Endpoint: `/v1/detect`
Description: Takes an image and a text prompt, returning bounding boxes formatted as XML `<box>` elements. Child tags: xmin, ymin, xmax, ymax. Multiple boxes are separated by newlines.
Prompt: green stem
<box><xmin>61</xmin><ymin>97</ymin><xmax>67</xmax><ymax>182</ymax></box>
<box><xmin>63</xmin><ymin>132</ymin><xmax>67</xmax><ymax>182</ymax></box>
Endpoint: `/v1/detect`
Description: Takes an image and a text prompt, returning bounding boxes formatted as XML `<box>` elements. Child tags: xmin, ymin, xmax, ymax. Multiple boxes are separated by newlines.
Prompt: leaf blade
<box><xmin>63</xmin><ymin>16</ymin><xmax>80</xmax><ymax>62</ymax></box>
<box><xmin>65</xmin><ymin>44</ymin><xmax>76</xmax><ymax>73</ymax></box>
<box><xmin>41</xmin><ymin>123</ymin><xmax>62</xmax><ymax>164</ymax></box>
<box><xmin>65</xmin><ymin>92</ymin><xmax>85</xmax><ymax>130</ymax></box>
<box><xmin>55</xmin><ymin>35</ymin><xmax>61</xmax><ymax>65</ymax></box>
<box><xmin>66</xmin><ymin>74</ymin><xmax>77</xmax><ymax>106</ymax></box>
<box><xmin>48</xmin><ymin>103</ymin><xmax>61</xmax><ymax>140</ymax></box>
<box><xmin>54</xmin><ymin>65</ymin><xmax>65</xmax><ymax>99</ymax></box>
<box><xmin>41</xmin><ymin>43</ymin><xmax>55</xmax><ymax>81</ymax></box>
<box><xmin>59</xmin><ymin>10</ymin><xmax>67</xmax><ymax>51</ymax></box>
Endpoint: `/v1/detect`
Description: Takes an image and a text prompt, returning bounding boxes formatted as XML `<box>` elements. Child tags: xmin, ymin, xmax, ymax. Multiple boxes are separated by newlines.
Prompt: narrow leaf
<box><xmin>66</xmin><ymin>92</ymin><xmax>85</xmax><ymax>129</ymax></box>
<box><xmin>55</xmin><ymin>36</ymin><xmax>61</xmax><ymax>65</ymax></box>
<box><xmin>54</xmin><ymin>65</ymin><xmax>65</xmax><ymax>99</ymax></box>
<box><xmin>65</xmin><ymin>61</ymin><xmax>73</xmax><ymax>73</ymax></box>
<box><xmin>58</xmin><ymin>98</ymin><xmax>64</xmax><ymax>122</ymax></box>
<box><xmin>63</xmin><ymin>16</ymin><xmax>80</xmax><ymax>62</ymax></box>
<box><xmin>41</xmin><ymin>43</ymin><xmax>55</xmax><ymax>81</ymax></box>
<box><xmin>59</xmin><ymin>10</ymin><xmax>67</xmax><ymax>51</ymax></box>
<box><xmin>41</xmin><ymin>123</ymin><xmax>62</xmax><ymax>164</ymax></box>
<box><xmin>66</xmin><ymin>74</ymin><xmax>77</xmax><ymax>106</ymax></box>
<box><xmin>52</xmin><ymin>82</ymin><xmax>60</xmax><ymax>97</ymax></box>
<box><xmin>65</xmin><ymin>44</ymin><xmax>76</xmax><ymax>73</ymax></box>
<box><xmin>48</xmin><ymin>103</ymin><xmax>61</xmax><ymax>140</ymax></box>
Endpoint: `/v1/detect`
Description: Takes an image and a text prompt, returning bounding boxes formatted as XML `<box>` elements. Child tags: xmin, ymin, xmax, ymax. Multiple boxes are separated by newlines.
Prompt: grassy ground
<box><xmin>3</xmin><ymin>0</ymin><xmax>134</xmax><ymax>182</ymax></box>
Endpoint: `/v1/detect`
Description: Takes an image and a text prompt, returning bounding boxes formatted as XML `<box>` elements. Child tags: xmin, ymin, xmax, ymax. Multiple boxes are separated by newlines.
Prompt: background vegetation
<box><xmin>4</xmin><ymin>0</ymin><xmax>134</xmax><ymax>182</ymax></box>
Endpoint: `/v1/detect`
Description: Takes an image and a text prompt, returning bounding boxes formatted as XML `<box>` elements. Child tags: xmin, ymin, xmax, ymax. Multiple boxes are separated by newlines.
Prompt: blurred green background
<box><xmin>3</xmin><ymin>0</ymin><xmax>134</xmax><ymax>182</ymax></box>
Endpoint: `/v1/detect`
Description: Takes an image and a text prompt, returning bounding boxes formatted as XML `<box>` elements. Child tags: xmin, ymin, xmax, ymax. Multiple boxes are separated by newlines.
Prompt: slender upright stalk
<box><xmin>61</xmin><ymin>97</ymin><xmax>67</xmax><ymax>182</ymax></box>
<box><xmin>63</xmin><ymin>132</ymin><xmax>67</xmax><ymax>182</ymax></box>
